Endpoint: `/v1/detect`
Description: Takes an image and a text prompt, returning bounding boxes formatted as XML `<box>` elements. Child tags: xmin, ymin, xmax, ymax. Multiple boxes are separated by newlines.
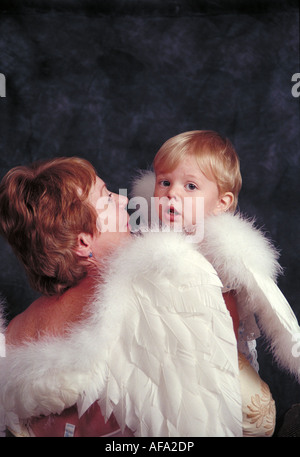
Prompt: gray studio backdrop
<box><xmin>0</xmin><ymin>0</ymin><xmax>299</xmax><ymax>431</ymax></box>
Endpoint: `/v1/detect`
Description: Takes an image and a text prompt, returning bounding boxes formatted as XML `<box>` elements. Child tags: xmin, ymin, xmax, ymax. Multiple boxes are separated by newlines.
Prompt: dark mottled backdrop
<box><xmin>0</xmin><ymin>0</ymin><xmax>299</xmax><ymax>433</ymax></box>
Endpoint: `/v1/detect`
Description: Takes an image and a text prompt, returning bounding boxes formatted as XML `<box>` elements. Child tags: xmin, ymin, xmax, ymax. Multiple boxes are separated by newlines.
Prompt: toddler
<box><xmin>132</xmin><ymin>130</ymin><xmax>300</xmax><ymax>436</ymax></box>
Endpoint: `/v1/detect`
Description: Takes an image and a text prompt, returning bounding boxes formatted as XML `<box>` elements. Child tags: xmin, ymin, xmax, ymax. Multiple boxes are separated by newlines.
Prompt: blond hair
<box><xmin>154</xmin><ymin>130</ymin><xmax>242</xmax><ymax>212</ymax></box>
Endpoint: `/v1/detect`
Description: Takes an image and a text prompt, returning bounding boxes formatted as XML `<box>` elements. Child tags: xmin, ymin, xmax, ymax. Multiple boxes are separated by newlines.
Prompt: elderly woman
<box><xmin>0</xmin><ymin>156</ymin><xmax>299</xmax><ymax>438</ymax></box>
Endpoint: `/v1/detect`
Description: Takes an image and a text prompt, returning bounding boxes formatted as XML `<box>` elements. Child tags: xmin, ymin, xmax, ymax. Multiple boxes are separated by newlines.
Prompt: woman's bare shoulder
<box><xmin>6</xmin><ymin>276</ymin><xmax>97</xmax><ymax>346</ymax></box>
<box><xmin>5</xmin><ymin>296</ymin><xmax>48</xmax><ymax>345</ymax></box>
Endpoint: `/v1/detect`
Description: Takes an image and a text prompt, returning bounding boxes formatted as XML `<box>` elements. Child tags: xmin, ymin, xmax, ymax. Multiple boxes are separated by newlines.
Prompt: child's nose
<box><xmin>167</xmin><ymin>184</ymin><xmax>179</xmax><ymax>200</ymax></box>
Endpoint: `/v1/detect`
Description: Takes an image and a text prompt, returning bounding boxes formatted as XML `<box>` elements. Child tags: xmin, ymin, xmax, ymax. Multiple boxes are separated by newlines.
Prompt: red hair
<box><xmin>0</xmin><ymin>157</ymin><xmax>97</xmax><ymax>296</ymax></box>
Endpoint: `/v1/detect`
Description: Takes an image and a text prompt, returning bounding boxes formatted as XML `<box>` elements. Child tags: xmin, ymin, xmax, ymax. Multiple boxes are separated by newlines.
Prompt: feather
<box><xmin>0</xmin><ymin>231</ymin><xmax>242</xmax><ymax>436</ymax></box>
<box><xmin>131</xmin><ymin>170</ymin><xmax>300</xmax><ymax>380</ymax></box>
<box><xmin>201</xmin><ymin>212</ymin><xmax>300</xmax><ymax>381</ymax></box>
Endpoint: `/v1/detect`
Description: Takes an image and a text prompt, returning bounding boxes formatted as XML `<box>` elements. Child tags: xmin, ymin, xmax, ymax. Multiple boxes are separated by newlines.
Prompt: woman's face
<box><xmin>87</xmin><ymin>176</ymin><xmax>131</xmax><ymax>257</ymax></box>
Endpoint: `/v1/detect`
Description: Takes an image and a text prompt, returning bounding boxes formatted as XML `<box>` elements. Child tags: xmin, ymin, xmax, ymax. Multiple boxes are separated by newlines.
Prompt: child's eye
<box><xmin>186</xmin><ymin>183</ymin><xmax>197</xmax><ymax>191</ymax></box>
<box><xmin>159</xmin><ymin>180</ymin><xmax>170</xmax><ymax>187</ymax></box>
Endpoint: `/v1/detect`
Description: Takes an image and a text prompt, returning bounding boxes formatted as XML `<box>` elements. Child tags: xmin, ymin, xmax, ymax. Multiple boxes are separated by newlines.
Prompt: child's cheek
<box><xmin>182</xmin><ymin>198</ymin><xmax>193</xmax><ymax>227</ymax></box>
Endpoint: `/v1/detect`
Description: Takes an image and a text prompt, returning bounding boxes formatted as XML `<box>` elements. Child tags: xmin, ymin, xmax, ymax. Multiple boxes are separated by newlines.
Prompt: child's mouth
<box><xmin>168</xmin><ymin>207</ymin><xmax>179</xmax><ymax>215</ymax></box>
<box><xmin>165</xmin><ymin>205</ymin><xmax>181</xmax><ymax>221</ymax></box>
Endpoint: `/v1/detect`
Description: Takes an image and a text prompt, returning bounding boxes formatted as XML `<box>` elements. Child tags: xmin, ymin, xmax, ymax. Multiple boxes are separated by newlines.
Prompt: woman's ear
<box><xmin>75</xmin><ymin>232</ymin><xmax>93</xmax><ymax>258</ymax></box>
<box><xmin>213</xmin><ymin>192</ymin><xmax>234</xmax><ymax>215</ymax></box>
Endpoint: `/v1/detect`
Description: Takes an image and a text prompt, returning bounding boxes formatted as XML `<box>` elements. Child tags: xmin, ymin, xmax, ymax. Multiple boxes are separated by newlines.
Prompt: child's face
<box><xmin>154</xmin><ymin>155</ymin><xmax>230</xmax><ymax>230</ymax></box>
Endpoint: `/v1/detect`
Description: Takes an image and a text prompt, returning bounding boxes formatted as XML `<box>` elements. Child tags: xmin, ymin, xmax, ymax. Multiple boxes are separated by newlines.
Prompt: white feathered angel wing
<box><xmin>90</xmin><ymin>231</ymin><xmax>242</xmax><ymax>436</ymax></box>
<box><xmin>202</xmin><ymin>213</ymin><xmax>300</xmax><ymax>382</ymax></box>
<box><xmin>0</xmin><ymin>232</ymin><xmax>242</xmax><ymax>436</ymax></box>
<box><xmin>239</xmin><ymin>269</ymin><xmax>300</xmax><ymax>380</ymax></box>
<box><xmin>130</xmin><ymin>170</ymin><xmax>300</xmax><ymax>382</ymax></box>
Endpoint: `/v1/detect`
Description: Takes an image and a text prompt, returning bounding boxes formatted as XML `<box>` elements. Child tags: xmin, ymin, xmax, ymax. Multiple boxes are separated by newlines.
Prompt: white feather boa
<box><xmin>202</xmin><ymin>213</ymin><xmax>300</xmax><ymax>377</ymax></box>
<box><xmin>0</xmin><ymin>230</ymin><xmax>243</xmax><ymax>437</ymax></box>
<box><xmin>130</xmin><ymin>170</ymin><xmax>300</xmax><ymax>378</ymax></box>
<box><xmin>0</xmin><ymin>177</ymin><xmax>300</xmax><ymax>436</ymax></box>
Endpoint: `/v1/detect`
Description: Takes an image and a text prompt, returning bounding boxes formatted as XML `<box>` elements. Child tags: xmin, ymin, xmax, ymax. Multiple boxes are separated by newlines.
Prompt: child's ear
<box><xmin>75</xmin><ymin>232</ymin><xmax>93</xmax><ymax>257</ymax></box>
<box><xmin>214</xmin><ymin>192</ymin><xmax>234</xmax><ymax>214</ymax></box>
